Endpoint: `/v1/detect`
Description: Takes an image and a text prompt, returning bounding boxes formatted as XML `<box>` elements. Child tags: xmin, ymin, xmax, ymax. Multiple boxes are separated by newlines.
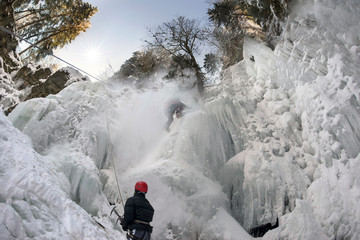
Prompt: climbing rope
<box><xmin>105</xmin><ymin>107</ymin><xmax>125</xmax><ymax>209</ymax></box>
<box><xmin>0</xmin><ymin>25</ymin><xmax>109</xmax><ymax>85</ymax></box>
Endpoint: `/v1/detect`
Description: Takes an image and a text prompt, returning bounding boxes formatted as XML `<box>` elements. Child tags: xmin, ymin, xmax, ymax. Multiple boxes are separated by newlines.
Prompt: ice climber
<box><xmin>164</xmin><ymin>98</ymin><xmax>187</xmax><ymax>132</ymax></box>
<box><xmin>121</xmin><ymin>181</ymin><xmax>154</xmax><ymax>240</ymax></box>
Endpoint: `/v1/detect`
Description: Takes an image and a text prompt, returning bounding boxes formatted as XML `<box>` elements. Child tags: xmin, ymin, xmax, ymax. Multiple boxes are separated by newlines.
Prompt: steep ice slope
<box><xmin>272</xmin><ymin>0</ymin><xmax>360</xmax><ymax>238</ymax></box>
<box><xmin>5</xmin><ymin>81</ymin><xmax>253</xmax><ymax>239</ymax></box>
<box><xmin>272</xmin><ymin>1</ymin><xmax>360</xmax><ymax>238</ymax></box>
<box><xmin>0</xmin><ymin>109</ymin><xmax>125</xmax><ymax>239</ymax></box>
<box><xmin>202</xmin><ymin>0</ymin><xmax>360</xmax><ymax>238</ymax></box>
<box><xmin>205</xmin><ymin>52</ymin><xmax>314</xmax><ymax>233</ymax></box>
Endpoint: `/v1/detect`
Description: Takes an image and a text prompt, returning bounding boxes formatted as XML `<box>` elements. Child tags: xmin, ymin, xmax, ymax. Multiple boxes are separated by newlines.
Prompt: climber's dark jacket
<box><xmin>121</xmin><ymin>192</ymin><xmax>154</xmax><ymax>233</ymax></box>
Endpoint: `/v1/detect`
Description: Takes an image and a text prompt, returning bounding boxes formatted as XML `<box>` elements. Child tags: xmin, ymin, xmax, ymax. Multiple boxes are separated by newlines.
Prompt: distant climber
<box><xmin>121</xmin><ymin>181</ymin><xmax>154</xmax><ymax>240</ymax></box>
<box><xmin>164</xmin><ymin>98</ymin><xmax>187</xmax><ymax>132</ymax></box>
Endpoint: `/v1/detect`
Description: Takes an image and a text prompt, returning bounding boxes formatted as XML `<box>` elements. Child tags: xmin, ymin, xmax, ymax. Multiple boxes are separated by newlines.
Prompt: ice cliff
<box><xmin>1</xmin><ymin>0</ymin><xmax>360</xmax><ymax>239</ymax></box>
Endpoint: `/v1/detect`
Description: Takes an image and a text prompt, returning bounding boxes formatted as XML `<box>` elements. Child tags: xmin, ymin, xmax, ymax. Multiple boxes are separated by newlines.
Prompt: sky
<box><xmin>55</xmin><ymin>0</ymin><xmax>212</xmax><ymax>80</ymax></box>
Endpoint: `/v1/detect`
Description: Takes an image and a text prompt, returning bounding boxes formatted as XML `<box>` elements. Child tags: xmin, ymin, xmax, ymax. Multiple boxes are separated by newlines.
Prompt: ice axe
<box><xmin>110</xmin><ymin>206</ymin><xmax>123</xmax><ymax>225</ymax></box>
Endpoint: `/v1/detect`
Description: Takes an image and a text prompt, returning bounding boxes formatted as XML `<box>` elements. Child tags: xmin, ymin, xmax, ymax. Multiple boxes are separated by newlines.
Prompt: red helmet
<box><xmin>135</xmin><ymin>181</ymin><xmax>148</xmax><ymax>193</ymax></box>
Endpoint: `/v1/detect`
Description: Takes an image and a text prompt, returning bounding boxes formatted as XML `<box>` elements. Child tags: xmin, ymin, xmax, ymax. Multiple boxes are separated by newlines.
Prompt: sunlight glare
<box><xmin>85</xmin><ymin>46</ymin><xmax>102</xmax><ymax>61</ymax></box>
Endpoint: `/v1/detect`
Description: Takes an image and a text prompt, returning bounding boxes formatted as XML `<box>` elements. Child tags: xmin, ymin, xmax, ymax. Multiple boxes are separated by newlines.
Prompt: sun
<box><xmin>85</xmin><ymin>46</ymin><xmax>102</xmax><ymax>61</ymax></box>
<box><xmin>81</xmin><ymin>42</ymin><xmax>104</xmax><ymax>63</ymax></box>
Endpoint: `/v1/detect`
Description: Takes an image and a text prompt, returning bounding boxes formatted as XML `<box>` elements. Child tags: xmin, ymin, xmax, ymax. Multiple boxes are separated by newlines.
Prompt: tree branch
<box><xmin>17</xmin><ymin>13</ymin><xmax>66</xmax><ymax>30</ymax></box>
<box><xmin>19</xmin><ymin>27</ymin><xmax>71</xmax><ymax>55</ymax></box>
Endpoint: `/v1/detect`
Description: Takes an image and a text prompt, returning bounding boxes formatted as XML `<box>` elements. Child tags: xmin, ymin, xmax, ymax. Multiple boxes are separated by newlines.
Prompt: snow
<box><xmin>0</xmin><ymin>57</ymin><xmax>21</xmax><ymax>112</ymax></box>
<box><xmin>0</xmin><ymin>110</ymin><xmax>125</xmax><ymax>239</ymax></box>
<box><xmin>61</xmin><ymin>66</ymin><xmax>90</xmax><ymax>86</ymax></box>
<box><xmin>307</xmin><ymin>159</ymin><xmax>360</xmax><ymax>239</ymax></box>
<box><xmin>1</xmin><ymin>0</ymin><xmax>360</xmax><ymax>239</ymax></box>
<box><xmin>262</xmin><ymin>199</ymin><xmax>330</xmax><ymax>240</ymax></box>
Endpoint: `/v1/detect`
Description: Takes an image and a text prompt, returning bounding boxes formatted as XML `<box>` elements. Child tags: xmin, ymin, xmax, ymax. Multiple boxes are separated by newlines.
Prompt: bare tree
<box><xmin>147</xmin><ymin>16</ymin><xmax>206</xmax><ymax>94</ymax></box>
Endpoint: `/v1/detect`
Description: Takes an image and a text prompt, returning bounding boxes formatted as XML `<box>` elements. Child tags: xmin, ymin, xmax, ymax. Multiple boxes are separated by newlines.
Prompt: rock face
<box><xmin>21</xmin><ymin>68</ymin><xmax>87</xmax><ymax>101</ymax></box>
<box><xmin>13</xmin><ymin>65</ymin><xmax>52</xmax><ymax>92</ymax></box>
<box><xmin>2</xmin><ymin>66</ymin><xmax>89</xmax><ymax>115</ymax></box>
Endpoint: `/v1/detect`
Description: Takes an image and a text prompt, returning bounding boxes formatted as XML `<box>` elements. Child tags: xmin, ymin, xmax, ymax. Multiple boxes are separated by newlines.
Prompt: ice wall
<box><xmin>204</xmin><ymin>58</ymin><xmax>312</xmax><ymax>231</ymax></box>
<box><xmin>201</xmin><ymin>0</ymin><xmax>360</xmax><ymax>238</ymax></box>
<box><xmin>274</xmin><ymin>0</ymin><xmax>360</xmax><ymax>159</ymax></box>
<box><xmin>0</xmin><ymin>110</ymin><xmax>124</xmax><ymax>239</ymax></box>
<box><xmin>4</xmin><ymin>82</ymin><xmax>133</xmax><ymax>239</ymax></box>
<box><xmin>6</xmin><ymin>78</ymin><xmax>253</xmax><ymax>239</ymax></box>
<box><xmin>106</xmin><ymin>89</ymin><xmax>251</xmax><ymax>239</ymax></box>
<box><xmin>131</xmin><ymin>110</ymin><xmax>250</xmax><ymax>239</ymax></box>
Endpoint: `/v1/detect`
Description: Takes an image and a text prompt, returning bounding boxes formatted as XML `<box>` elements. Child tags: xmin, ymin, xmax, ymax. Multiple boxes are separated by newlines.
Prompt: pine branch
<box><xmin>19</xmin><ymin>27</ymin><xmax>70</xmax><ymax>55</ymax></box>
<box><xmin>15</xmin><ymin>8</ymin><xmax>51</xmax><ymax>21</ymax></box>
<box><xmin>17</xmin><ymin>13</ymin><xmax>66</xmax><ymax>30</ymax></box>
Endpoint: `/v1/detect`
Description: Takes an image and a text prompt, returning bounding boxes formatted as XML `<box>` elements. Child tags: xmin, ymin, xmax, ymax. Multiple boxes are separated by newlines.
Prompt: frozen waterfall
<box><xmin>1</xmin><ymin>0</ymin><xmax>360</xmax><ymax>239</ymax></box>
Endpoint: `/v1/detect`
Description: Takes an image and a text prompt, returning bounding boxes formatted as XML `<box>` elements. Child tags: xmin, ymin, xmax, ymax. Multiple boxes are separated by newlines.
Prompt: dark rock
<box><xmin>13</xmin><ymin>65</ymin><xmax>52</xmax><ymax>90</ymax></box>
<box><xmin>3</xmin><ymin>67</ymin><xmax>88</xmax><ymax>115</ymax></box>
<box><xmin>4</xmin><ymin>104</ymin><xmax>17</xmax><ymax>116</ymax></box>
<box><xmin>24</xmin><ymin>68</ymin><xmax>86</xmax><ymax>101</ymax></box>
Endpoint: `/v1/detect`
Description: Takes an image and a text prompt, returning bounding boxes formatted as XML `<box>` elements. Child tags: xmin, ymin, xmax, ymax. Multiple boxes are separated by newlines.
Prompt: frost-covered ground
<box><xmin>1</xmin><ymin>0</ymin><xmax>360</xmax><ymax>239</ymax></box>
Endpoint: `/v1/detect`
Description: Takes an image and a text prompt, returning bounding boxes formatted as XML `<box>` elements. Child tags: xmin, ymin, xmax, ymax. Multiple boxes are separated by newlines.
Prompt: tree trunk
<box><xmin>0</xmin><ymin>0</ymin><xmax>21</xmax><ymax>72</ymax></box>
<box><xmin>189</xmin><ymin>53</ymin><xmax>204</xmax><ymax>95</ymax></box>
<box><xmin>195</xmin><ymin>68</ymin><xmax>204</xmax><ymax>94</ymax></box>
